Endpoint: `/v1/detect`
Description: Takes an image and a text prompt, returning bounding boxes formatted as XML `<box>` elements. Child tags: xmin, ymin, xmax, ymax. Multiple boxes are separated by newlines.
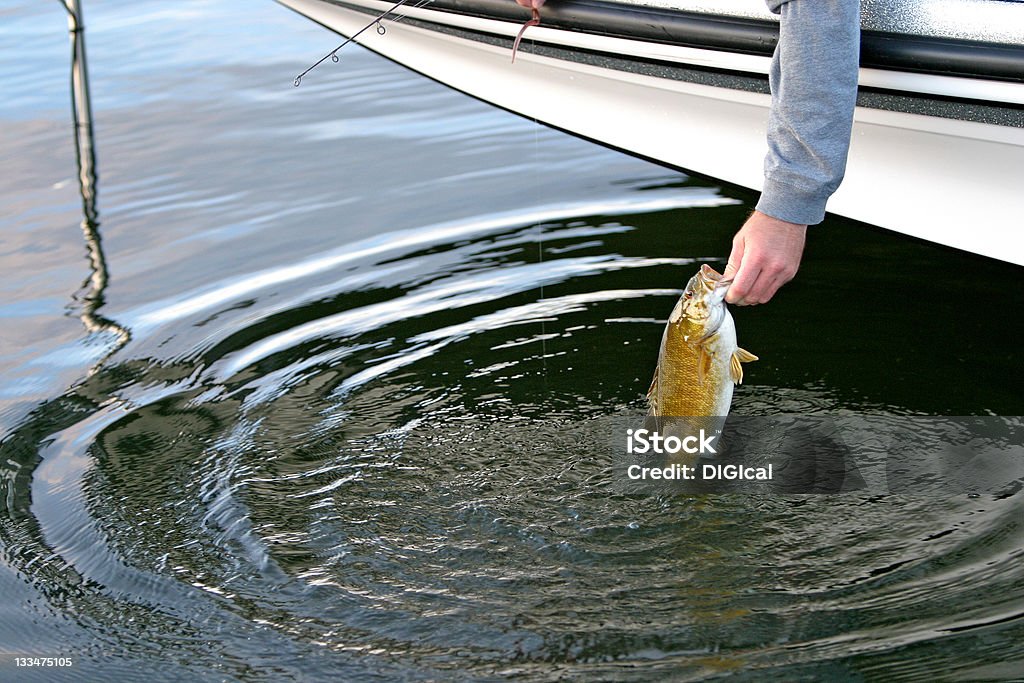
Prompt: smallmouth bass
<box><xmin>648</xmin><ymin>265</ymin><xmax>757</xmax><ymax>417</ymax></box>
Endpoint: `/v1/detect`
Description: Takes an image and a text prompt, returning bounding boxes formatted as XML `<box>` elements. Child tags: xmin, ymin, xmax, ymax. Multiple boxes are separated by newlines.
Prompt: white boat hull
<box><xmin>279</xmin><ymin>0</ymin><xmax>1024</xmax><ymax>266</ymax></box>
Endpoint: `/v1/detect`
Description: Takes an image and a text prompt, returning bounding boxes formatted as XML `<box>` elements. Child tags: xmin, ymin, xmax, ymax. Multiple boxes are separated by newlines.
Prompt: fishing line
<box><xmin>293</xmin><ymin>0</ymin><xmax>420</xmax><ymax>86</ymax></box>
<box><xmin>384</xmin><ymin>0</ymin><xmax>436</xmax><ymax>27</ymax></box>
<box><xmin>533</xmin><ymin>108</ymin><xmax>549</xmax><ymax>386</ymax></box>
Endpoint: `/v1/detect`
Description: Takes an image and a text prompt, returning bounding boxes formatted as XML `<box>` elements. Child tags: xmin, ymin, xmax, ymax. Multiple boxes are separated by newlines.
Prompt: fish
<box><xmin>512</xmin><ymin>0</ymin><xmax>545</xmax><ymax>63</ymax></box>
<box><xmin>647</xmin><ymin>264</ymin><xmax>758</xmax><ymax>417</ymax></box>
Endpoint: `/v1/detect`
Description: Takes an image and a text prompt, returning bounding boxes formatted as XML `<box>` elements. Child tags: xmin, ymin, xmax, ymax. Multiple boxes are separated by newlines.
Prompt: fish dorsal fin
<box><xmin>647</xmin><ymin>365</ymin><xmax>660</xmax><ymax>414</ymax></box>
<box><xmin>729</xmin><ymin>347</ymin><xmax>758</xmax><ymax>384</ymax></box>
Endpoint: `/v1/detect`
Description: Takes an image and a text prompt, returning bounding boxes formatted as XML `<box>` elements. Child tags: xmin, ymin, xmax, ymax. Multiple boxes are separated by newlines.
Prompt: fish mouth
<box><xmin>698</xmin><ymin>264</ymin><xmax>732</xmax><ymax>288</ymax></box>
<box><xmin>696</xmin><ymin>264</ymin><xmax>732</xmax><ymax>305</ymax></box>
<box><xmin>685</xmin><ymin>265</ymin><xmax>731</xmax><ymax>341</ymax></box>
<box><xmin>699</xmin><ymin>264</ymin><xmax>723</xmax><ymax>281</ymax></box>
<box><xmin>684</xmin><ymin>264</ymin><xmax>732</xmax><ymax>304</ymax></box>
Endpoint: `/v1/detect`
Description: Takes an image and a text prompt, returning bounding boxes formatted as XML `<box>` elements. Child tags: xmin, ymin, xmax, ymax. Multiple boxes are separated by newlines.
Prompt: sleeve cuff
<box><xmin>755</xmin><ymin>177</ymin><xmax>830</xmax><ymax>226</ymax></box>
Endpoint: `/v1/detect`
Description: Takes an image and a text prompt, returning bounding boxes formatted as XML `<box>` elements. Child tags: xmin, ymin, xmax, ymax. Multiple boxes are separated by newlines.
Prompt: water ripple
<box><xmin>129</xmin><ymin>189</ymin><xmax>734</xmax><ymax>332</ymax></box>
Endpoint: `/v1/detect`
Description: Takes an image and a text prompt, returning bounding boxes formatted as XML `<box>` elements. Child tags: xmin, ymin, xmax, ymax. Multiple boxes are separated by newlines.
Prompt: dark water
<box><xmin>2</xmin><ymin>1</ymin><xmax>1023</xmax><ymax>680</ymax></box>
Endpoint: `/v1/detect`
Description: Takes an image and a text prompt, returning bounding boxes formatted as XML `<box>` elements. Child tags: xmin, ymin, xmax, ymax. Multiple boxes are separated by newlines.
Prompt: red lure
<box><xmin>512</xmin><ymin>0</ymin><xmax>546</xmax><ymax>62</ymax></box>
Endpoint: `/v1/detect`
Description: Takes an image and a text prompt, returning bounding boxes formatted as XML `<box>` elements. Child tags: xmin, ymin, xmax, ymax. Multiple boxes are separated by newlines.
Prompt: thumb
<box><xmin>723</xmin><ymin>237</ymin><xmax>744</xmax><ymax>303</ymax></box>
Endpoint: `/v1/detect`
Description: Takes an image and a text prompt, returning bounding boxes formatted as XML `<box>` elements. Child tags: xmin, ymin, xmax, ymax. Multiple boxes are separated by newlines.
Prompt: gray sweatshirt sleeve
<box><xmin>756</xmin><ymin>0</ymin><xmax>860</xmax><ymax>225</ymax></box>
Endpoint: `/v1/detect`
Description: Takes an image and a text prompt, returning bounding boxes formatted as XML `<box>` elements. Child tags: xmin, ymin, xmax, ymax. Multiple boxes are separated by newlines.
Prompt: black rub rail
<box><xmin>426</xmin><ymin>0</ymin><xmax>1024</xmax><ymax>83</ymax></box>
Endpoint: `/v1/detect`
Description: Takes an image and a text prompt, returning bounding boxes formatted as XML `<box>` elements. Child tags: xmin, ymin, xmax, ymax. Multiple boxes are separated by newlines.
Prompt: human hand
<box><xmin>723</xmin><ymin>211</ymin><xmax>807</xmax><ymax>305</ymax></box>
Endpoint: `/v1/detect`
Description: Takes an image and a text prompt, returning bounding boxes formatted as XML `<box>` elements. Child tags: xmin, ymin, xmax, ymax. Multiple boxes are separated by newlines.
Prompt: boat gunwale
<box><xmin>395</xmin><ymin>0</ymin><xmax>1024</xmax><ymax>84</ymax></box>
<box><xmin>310</xmin><ymin>0</ymin><xmax>1024</xmax><ymax>122</ymax></box>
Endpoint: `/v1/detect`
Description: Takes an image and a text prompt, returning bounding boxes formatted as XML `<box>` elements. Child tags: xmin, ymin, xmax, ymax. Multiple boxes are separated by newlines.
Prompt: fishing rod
<box><xmin>293</xmin><ymin>0</ymin><xmax>432</xmax><ymax>86</ymax></box>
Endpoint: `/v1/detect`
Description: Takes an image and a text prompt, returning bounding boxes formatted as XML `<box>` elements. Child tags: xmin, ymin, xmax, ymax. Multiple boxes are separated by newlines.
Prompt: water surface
<box><xmin>1</xmin><ymin>1</ymin><xmax>1022</xmax><ymax>680</ymax></box>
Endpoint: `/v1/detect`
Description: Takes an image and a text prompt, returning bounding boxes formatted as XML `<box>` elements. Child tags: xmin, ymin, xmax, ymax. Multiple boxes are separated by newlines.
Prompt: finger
<box><xmin>728</xmin><ymin>250</ymin><xmax>762</xmax><ymax>302</ymax></box>
<box><xmin>731</xmin><ymin>266</ymin><xmax>763</xmax><ymax>305</ymax></box>
<box><xmin>752</xmin><ymin>273</ymin><xmax>786</xmax><ymax>304</ymax></box>
<box><xmin>723</xmin><ymin>241</ymin><xmax>746</xmax><ymax>303</ymax></box>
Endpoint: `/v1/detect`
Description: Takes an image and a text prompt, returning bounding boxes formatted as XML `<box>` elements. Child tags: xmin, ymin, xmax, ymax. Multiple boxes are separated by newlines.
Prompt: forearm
<box><xmin>757</xmin><ymin>0</ymin><xmax>860</xmax><ymax>226</ymax></box>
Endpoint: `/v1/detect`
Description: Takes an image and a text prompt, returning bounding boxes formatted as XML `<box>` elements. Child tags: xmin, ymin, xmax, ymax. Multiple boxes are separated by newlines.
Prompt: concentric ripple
<box><xmin>3</xmin><ymin>190</ymin><xmax>1023</xmax><ymax>681</ymax></box>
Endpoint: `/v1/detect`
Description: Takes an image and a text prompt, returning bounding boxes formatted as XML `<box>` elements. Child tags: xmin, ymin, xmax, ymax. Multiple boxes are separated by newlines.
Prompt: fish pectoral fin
<box><xmin>697</xmin><ymin>346</ymin><xmax>713</xmax><ymax>387</ymax></box>
<box><xmin>729</xmin><ymin>347</ymin><xmax>758</xmax><ymax>384</ymax></box>
<box><xmin>735</xmin><ymin>347</ymin><xmax>758</xmax><ymax>363</ymax></box>
<box><xmin>729</xmin><ymin>353</ymin><xmax>743</xmax><ymax>384</ymax></box>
